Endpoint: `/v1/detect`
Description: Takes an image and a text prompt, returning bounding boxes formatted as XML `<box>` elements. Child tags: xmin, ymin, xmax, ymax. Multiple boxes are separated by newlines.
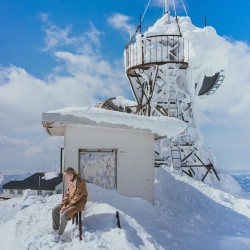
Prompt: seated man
<box><xmin>52</xmin><ymin>167</ymin><xmax>88</xmax><ymax>242</ymax></box>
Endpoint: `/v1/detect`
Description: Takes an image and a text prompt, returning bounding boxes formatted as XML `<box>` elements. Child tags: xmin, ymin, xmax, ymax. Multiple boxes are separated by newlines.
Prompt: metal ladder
<box><xmin>171</xmin><ymin>141</ymin><xmax>182</xmax><ymax>170</ymax></box>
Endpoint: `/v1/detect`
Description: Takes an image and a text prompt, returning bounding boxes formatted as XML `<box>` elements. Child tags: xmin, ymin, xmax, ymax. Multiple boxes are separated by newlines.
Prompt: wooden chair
<box><xmin>72</xmin><ymin>211</ymin><xmax>82</xmax><ymax>240</ymax></box>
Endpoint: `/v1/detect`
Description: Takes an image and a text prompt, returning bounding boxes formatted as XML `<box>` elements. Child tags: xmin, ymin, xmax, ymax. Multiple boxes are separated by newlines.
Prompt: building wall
<box><xmin>3</xmin><ymin>189</ymin><xmax>23</xmax><ymax>199</ymax></box>
<box><xmin>3</xmin><ymin>182</ymin><xmax>63</xmax><ymax>199</ymax></box>
<box><xmin>64</xmin><ymin>124</ymin><xmax>155</xmax><ymax>202</ymax></box>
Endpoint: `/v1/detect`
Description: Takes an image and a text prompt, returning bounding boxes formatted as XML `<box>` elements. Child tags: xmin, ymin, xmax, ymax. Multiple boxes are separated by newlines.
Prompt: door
<box><xmin>79</xmin><ymin>149</ymin><xmax>117</xmax><ymax>189</ymax></box>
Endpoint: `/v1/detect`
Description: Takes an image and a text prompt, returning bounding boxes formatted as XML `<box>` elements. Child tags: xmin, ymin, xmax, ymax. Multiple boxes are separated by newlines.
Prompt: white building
<box><xmin>3</xmin><ymin>172</ymin><xmax>63</xmax><ymax>199</ymax></box>
<box><xmin>42</xmin><ymin>107</ymin><xmax>186</xmax><ymax>202</ymax></box>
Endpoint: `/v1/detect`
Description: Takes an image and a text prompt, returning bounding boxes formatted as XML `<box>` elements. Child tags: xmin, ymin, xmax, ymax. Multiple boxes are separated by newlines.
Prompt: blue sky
<box><xmin>0</xmin><ymin>0</ymin><xmax>250</xmax><ymax>174</ymax></box>
<box><xmin>1</xmin><ymin>0</ymin><xmax>250</xmax><ymax>78</ymax></box>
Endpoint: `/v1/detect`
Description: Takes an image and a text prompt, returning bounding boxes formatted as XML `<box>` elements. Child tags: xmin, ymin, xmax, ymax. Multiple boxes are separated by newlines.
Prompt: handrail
<box><xmin>146</xmin><ymin>34</ymin><xmax>182</xmax><ymax>38</ymax></box>
<box><xmin>125</xmin><ymin>34</ymin><xmax>188</xmax><ymax>70</ymax></box>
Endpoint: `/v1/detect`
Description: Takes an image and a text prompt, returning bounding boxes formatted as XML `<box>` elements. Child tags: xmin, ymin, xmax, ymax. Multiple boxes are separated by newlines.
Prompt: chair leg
<box><xmin>79</xmin><ymin>212</ymin><xmax>82</xmax><ymax>240</ymax></box>
<box><xmin>71</xmin><ymin>212</ymin><xmax>83</xmax><ymax>240</ymax></box>
<box><xmin>76</xmin><ymin>213</ymin><xmax>79</xmax><ymax>225</ymax></box>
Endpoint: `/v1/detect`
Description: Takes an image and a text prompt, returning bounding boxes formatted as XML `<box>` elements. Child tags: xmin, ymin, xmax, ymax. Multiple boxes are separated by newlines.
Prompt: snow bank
<box><xmin>46</xmin><ymin>107</ymin><xmax>187</xmax><ymax>138</ymax></box>
<box><xmin>163</xmin><ymin>167</ymin><xmax>250</xmax><ymax>218</ymax></box>
<box><xmin>1</xmin><ymin>167</ymin><xmax>250</xmax><ymax>250</ymax></box>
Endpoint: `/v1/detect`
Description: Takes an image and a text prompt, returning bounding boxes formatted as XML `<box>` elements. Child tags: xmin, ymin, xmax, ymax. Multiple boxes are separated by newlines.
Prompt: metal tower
<box><xmin>123</xmin><ymin>3</ymin><xmax>224</xmax><ymax>181</ymax></box>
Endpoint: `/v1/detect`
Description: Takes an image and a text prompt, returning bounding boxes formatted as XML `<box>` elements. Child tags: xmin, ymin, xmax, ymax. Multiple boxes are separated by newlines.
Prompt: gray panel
<box><xmin>198</xmin><ymin>72</ymin><xmax>220</xmax><ymax>96</ymax></box>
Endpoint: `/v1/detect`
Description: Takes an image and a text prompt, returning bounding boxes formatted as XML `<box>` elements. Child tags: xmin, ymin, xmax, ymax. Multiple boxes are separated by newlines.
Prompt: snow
<box><xmin>111</xmin><ymin>96</ymin><xmax>137</xmax><ymax>109</ymax></box>
<box><xmin>1</xmin><ymin>167</ymin><xmax>250</xmax><ymax>250</ymax></box>
<box><xmin>144</xmin><ymin>15</ymin><xmax>226</xmax><ymax>77</ymax></box>
<box><xmin>0</xmin><ymin>173</ymin><xmax>3</xmax><ymax>185</ymax></box>
<box><xmin>42</xmin><ymin>172</ymin><xmax>59</xmax><ymax>180</ymax></box>
<box><xmin>129</xmin><ymin>15</ymin><xmax>228</xmax><ymax>91</ymax></box>
<box><xmin>46</xmin><ymin>107</ymin><xmax>186</xmax><ymax>138</ymax></box>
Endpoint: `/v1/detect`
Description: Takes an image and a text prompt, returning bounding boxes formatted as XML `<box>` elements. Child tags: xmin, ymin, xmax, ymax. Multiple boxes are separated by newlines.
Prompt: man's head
<box><xmin>64</xmin><ymin>167</ymin><xmax>75</xmax><ymax>181</ymax></box>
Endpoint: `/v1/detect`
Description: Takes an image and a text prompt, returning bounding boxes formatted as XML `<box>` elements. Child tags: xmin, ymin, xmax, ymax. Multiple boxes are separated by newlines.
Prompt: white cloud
<box><xmin>40</xmin><ymin>14</ymin><xmax>103</xmax><ymax>53</ymax></box>
<box><xmin>0</xmin><ymin>62</ymin><xmax>127</xmax><ymax>134</ymax></box>
<box><xmin>191</xmin><ymin>37</ymin><xmax>250</xmax><ymax>170</ymax></box>
<box><xmin>196</xmin><ymin>39</ymin><xmax>250</xmax><ymax>129</ymax></box>
<box><xmin>41</xmin><ymin>19</ymin><xmax>106</xmax><ymax>62</ymax></box>
<box><xmin>0</xmin><ymin>23</ymin><xmax>128</xmax><ymax>136</ymax></box>
<box><xmin>43</xmin><ymin>24</ymin><xmax>74</xmax><ymax>51</ymax></box>
<box><xmin>0</xmin><ymin>135</ymin><xmax>30</xmax><ymax>147</ymax></box>
<box><xmin>86</xmin><ymin>22</ymin><xmax>103</xmax><ymax>46</ymax></box>
<box><xmin>23</xmin><ymin>137</ymin><xmax>63</xmax><ymax>157</ymax></box>
<box><xmin>107</xmin><ymin>13</ymin><xmax>135</xmax><ymax>36</ymax></box>
<box><xmin>24</xmin><ymin>146</ymin><xmax>43</xmax><ymax>157</ymax></box>
<box><xmin>39</xmin><ymin>12</ymin><xmax>50</xmax><ymax>23</ymax></box>
<box><xmin>0</xmin><ymin>17</ymin><xmax>130</xmax><ymax>173</ymax></box>
<box><xmin>43</xmin><ymin>136</ymin><xmax>64</xmax><ymax>152</ymax></box>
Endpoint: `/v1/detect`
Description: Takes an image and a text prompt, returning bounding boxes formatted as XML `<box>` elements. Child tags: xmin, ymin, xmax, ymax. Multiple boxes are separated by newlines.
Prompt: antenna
<box><xmin>165</xmin><ymin>0</ymin><xmax>171</xmax><ymax>24</ymax></box>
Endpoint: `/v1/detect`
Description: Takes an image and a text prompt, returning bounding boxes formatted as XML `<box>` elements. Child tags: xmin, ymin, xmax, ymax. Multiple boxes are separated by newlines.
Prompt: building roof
<box><xmin>3</xmin><ymin>173</ymin><xmax>62</xmax><ymax>191</ymax></box>
<box><xmin>42</xmin><ymin>107</ymin><xmax>186</xmax><ymax>139</ymax></box>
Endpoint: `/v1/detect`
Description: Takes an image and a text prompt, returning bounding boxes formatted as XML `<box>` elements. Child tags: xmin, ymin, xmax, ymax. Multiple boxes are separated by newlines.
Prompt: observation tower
<box><xmin>123</xmin><ymin>0</ymin><xmax>224</xmax><ymax>181</ymax></box>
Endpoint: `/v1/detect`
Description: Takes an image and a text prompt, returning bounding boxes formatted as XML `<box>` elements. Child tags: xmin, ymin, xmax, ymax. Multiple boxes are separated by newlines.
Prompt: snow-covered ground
<box><xmin>1</xmin><ymin>167</ymin><xmax>250</xmax><ymax>250</ymax></box>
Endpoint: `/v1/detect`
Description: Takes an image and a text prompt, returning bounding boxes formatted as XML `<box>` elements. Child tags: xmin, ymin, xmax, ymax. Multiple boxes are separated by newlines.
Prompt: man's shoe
<box><xmin>51</xmin><ymin>229</ymin><xmax>58</xmax><ymax>235</ymax></box>
<box><xmin>51</xmin><ymin>234</ymin><xmax>61</xmax><ymax>242</ymax></box>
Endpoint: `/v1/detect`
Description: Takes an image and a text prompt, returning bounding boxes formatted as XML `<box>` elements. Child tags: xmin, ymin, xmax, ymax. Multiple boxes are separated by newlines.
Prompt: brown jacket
<box><xmin>61</xmin><ymin>173</ymin><xmax>88</xmax><ymax>219</ymax></box>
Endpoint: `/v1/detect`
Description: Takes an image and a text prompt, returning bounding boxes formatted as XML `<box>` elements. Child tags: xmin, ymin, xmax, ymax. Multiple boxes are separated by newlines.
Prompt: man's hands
<box><xmin>60</xmin><ymin>206</ymin><xmax>67</xmax><ymax>214</ymax></box>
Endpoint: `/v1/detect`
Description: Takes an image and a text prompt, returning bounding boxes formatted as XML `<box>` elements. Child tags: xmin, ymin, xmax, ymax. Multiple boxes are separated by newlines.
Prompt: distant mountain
<box><xmin>232</xmin><ymin>173</ymin><xmax>250</xmax><ymax>193</ymax></box>
<box><xmin>0</xmin><ymin>173</ymin><xmax>31</xmax><ymax>194</ymax></box>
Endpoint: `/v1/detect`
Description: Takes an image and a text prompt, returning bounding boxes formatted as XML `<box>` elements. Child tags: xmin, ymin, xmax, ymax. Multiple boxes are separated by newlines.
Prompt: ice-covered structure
<box><xmin>100</xmin><ymin>2</ymin><xmax>225</xmax><ymax>181</ymax></box>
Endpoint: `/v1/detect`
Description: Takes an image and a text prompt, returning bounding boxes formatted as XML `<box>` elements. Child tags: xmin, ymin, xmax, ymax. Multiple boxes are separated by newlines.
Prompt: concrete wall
<box><xmin>64</xmin><ymin>124</ymin><xmax>155</xmax><ymax>202</ymax></box>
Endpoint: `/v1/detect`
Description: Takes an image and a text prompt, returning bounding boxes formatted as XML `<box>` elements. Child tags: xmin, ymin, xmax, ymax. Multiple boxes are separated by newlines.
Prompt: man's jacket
<box><xmin>61</xmin><ymin>173</ymin><xmax>88</xmax><ymax>219</ymax></box>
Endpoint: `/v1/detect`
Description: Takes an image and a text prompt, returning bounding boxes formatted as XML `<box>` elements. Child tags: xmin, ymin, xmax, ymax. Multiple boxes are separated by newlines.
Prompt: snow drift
<box><xmin>1</xmin><ymin>167</ymin><xmax>250</xmax><ymax>250</ymax></box>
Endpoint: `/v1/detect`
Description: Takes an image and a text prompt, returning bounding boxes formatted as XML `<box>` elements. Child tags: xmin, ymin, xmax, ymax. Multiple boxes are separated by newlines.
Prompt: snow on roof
<box><xmin>42</xmin><ymin>172</ymin><xmax>59</xmax><ymax>180</ymax></box>
<box><xmin>42</xmin><ymin>107</ymin><xmax>186</xmax><ymax>138</ymax></box>
<box><xmin>111</xmin><ymin>96</ymin><xmax>137</xmax><ymax>109</ymax></box>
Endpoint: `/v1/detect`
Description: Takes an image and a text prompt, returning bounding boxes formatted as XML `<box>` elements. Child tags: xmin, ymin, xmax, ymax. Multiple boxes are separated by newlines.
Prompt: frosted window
<box><xmin>79</xmin><ymin>150</ymin><xmax>117</xmax><ymax>190</ymax></box>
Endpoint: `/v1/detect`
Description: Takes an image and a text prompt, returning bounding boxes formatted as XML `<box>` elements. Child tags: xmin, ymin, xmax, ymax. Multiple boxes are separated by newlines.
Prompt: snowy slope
<box><xmin>232</xmin><ymin>174</ymin><xmax>250</xmax><ymax>193</ymax></box>
<box><xmin>1</xmin><ymin>167</ymin><xmax>250</xmax><ymax>250</ymax></box>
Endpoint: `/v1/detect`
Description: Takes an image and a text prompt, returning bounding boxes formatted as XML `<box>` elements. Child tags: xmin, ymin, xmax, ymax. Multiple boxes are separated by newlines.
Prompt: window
<box><xmin>56</xmin><ymin>189</ymin><xmax>61</xmax><ymax>194</ymax></box>
<box><xmin>9</xmin><ymin>190</ymin><xmax>14</xmax><ymax>194</ymax></box>
<box><xmin>17</xmin><ymin>190</ymin><xmax>22</xmax><ymax>195</ymax></box>
<box><xmin>46</xmin><ymin>191</ymin><xmax>53</xmax><ymax>196</ymax></box>
<box><xmin>37</xmin><ymin>190</ymin><xmax>42</xmax><ymax>195</ymax></box>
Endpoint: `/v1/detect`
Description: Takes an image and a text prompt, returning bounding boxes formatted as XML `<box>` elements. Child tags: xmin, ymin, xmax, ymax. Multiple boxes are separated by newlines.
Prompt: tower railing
<box><xmin>125</xmin><ymin>35</ymin><xmax>189</xmax><ymax>71</ymax></box>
